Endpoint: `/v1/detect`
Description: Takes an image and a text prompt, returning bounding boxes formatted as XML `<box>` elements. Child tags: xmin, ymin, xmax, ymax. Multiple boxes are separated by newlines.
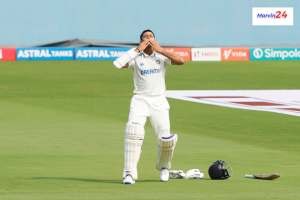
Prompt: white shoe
<box><xmin>170</xmin><ymin>170</ymin><xmax>186</xmax><ymax>179</ymax></box>
<box><xmin>159</xmin><ymin>168</ymin><xmax>169</xmax><ymax>182</ymax></box>
<box><xmin>123</xmin><ymin>174</ymin><xmax>135</xmax><ymax>184</ymax></box>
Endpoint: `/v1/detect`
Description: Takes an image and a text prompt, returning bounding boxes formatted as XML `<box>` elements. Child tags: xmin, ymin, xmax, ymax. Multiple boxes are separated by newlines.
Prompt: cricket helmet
<box><xmin>208</xmin><ymin>160</ymin><xmax>233</xmax><ymax>180</ymax></box>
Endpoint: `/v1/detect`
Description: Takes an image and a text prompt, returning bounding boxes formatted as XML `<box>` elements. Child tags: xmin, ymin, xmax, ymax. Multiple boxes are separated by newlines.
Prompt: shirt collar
<box><xmin>141</xmin><ymin>51</ymin><xmax>156</xmax><ymax>57</ymax></box>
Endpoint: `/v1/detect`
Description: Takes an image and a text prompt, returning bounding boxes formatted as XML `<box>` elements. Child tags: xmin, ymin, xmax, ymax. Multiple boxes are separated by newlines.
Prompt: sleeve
<box><xmin>163</xmin><ymin>56</ymin><xmax>172</xmax><ymax>67</ymax></box>
<box><xmin>128</xmin><ymin>59</ymin><xmax>135</xmax><ymax>69</ymax></box>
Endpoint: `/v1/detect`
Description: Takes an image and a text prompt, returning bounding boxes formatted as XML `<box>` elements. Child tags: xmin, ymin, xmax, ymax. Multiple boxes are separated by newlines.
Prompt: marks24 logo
<box><xmin>252</xmin><ymin>7</ymin><xmax>293</xmax><ymax>25</ymax></box>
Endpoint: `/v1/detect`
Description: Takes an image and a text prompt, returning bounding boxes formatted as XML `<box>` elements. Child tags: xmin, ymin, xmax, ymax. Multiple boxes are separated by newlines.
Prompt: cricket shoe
<box><xmin>170</xmin><ymin>170</ymin><xmax>186</xmax><ymax>179</ymax></box>
<box><xmin>123</xmin><ymin>174</ymin><xmax>135</xmax><ymax>184</ymax></box>
<box><xmin>159</xmin><ymin>168</ymin><xmax>169</xmax><ymax>182</ymax></box>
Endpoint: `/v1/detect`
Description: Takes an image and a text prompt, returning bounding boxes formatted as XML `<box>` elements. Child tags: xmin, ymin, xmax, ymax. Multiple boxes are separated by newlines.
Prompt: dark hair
<box><xmin>140</xmin><ymin>29</ymin><xmax>155</xmax><ymax>40</ymax></box>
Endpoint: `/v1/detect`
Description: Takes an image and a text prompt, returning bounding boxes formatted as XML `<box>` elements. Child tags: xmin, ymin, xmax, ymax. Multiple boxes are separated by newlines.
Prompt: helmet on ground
<box><xmin>208</xmin><ymin>160</ymin><xmax>233</xmax><ymax>180</ymax></box>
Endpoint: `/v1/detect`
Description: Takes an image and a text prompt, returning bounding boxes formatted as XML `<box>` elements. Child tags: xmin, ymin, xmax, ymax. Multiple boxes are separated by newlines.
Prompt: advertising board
<box><xmin>17</xmin><ymin>47</ymin><xmax>74</xmax><ymax>60</ymax></box>
<box><xmin>162</xmin><ymin>47</ymin><xmax>191</xmax><ymax>61</ymax></box>
<box><xmin>75</xmin><ymin>47</ymin><xmax>131</xmax><ymax>60</ymax></box>
<box><xmin>250</xmin><ymin>48</ymin><xmax>300</xmax><ymax>61</ymax></box>
<box><xmin>0</xmin><ymin>47</ymin><xmax>16</xmax><ymax>61</ymax></box>
<box><xmin>221</xmin><ymin>48</ymin><xmax>249</xmax><ymax>61</ymax></box>
<box><xmin>191</xmin><ymin>48</ymin><xmax>221</xmax><ymax>61</ymax></box>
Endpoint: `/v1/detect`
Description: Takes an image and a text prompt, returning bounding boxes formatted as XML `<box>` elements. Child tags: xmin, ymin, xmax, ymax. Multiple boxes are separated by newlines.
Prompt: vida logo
<box><xmin>224</xmin><ymin>49</ymin><xmax>232</xmax><ymax>60</ymax></box>
<box><xmin>223</xmin><ymin>49</ymin><xmax>248</xmax><ymax>60</ymax></box>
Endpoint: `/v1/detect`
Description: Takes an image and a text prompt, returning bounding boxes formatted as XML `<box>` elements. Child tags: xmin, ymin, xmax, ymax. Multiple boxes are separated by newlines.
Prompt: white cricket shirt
<box><xmin>128</xmin><ymin>50</ymin><xmax>172</xmax><ymax>95</ymax></box>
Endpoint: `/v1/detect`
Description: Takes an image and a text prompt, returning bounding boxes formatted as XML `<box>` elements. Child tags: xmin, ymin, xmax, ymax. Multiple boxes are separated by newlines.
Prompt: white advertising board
<box><xmin>191</xmin><ymin>48</ymin><xmax>221</xmax><ymax>61</ymax></box>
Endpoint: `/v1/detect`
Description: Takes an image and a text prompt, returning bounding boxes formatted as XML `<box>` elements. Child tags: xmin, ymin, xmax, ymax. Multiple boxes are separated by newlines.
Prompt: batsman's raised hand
<box><xmin>135</xmin><ymin>39</ymin><xmax>149</xmax><ymax>53</ymax></box>
<box><xmin>149</xmin><ymin>39</ymin><xmax>163</xmax><ymax>54</ymax></box>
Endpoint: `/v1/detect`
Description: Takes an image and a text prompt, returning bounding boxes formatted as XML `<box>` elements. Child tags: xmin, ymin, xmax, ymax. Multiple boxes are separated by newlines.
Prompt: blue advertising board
<box><xmin>75</xmin><ymin>47</ymin><xmax>131</xmax><ymax>60</ymax></box>
<box><xmin>250</xmin><ymin>48</ymin><xmax>300</xmax><ymax>61</ymax></box>
<box><xmin>16</xmin><ymin>47</ymin><xmax>74</xmax><ymax>60</ymax></box>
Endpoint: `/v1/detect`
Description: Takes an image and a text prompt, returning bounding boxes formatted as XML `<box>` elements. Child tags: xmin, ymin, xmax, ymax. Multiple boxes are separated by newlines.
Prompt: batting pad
<box><xmin>156</xmin><ymin>134</ymin><xmax>178</xmax><ymax>170</ymax></box>
<box><xmin>113</xmin><ymin>48</ymin><xmax>138</xmax><ymax>69</ymax></box>
<box><xmin>123</xmin><ymin>122</ymin><xmax>145</xmax><ymax>180</ymax></box>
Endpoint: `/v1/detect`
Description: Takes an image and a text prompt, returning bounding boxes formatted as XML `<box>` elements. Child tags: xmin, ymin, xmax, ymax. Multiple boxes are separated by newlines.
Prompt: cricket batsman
<box><xmin>113</xmin><ymin>30</ymin><xmax>184</xmax><ymax>184</ymax></box>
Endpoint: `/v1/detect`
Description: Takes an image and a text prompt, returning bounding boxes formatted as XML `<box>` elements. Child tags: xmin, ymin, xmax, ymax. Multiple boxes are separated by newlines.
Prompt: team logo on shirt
<box><xmin>140</xmin><ymin>63</ymin><xmax>144</xmax><ymax>66</ymax></box>
<box><xmin>156</xmin><ymin>60</ymin><xmax>160</xmax><ymax>64</ymax></box>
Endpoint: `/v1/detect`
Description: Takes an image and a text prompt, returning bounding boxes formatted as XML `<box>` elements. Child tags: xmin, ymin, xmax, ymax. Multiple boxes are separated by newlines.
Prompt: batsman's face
<box><xmin>140</xmin><ymin>32</ymin><xmax>155</xmax><ymax>43</ymax></box>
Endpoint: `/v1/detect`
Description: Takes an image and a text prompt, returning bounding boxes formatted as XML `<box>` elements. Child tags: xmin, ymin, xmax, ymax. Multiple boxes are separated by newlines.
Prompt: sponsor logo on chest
<box><xmin>141</xmin><ymin>68</ymin><xmax>161</xmax><ymax>75</ymax></box>
<box><xmin>140</xmin><ymin>58</ymin><xmax>161</xmax><ymax>75</ymax></box>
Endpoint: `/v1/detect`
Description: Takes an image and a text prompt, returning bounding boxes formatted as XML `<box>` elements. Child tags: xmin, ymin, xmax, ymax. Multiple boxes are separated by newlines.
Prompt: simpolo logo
<box><xmin>253</xmin><ymin>48</ymin><xmax>300</xmax><ymax>60</ymax></box>
<box><xmin>253</xmin><ymin>48</ymin><xmax>263</xmax><ymax>59</ymax></box>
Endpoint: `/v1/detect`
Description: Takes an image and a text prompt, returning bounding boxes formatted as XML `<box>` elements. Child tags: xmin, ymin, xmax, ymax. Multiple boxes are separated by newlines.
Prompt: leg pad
<box><xmin>156</xmin><ymin>134</ymin><xmax>178</xmax><ymax>170</ymax></box>
<box><xmin>123</xmin><ymin>123</ymin><xmax>145</xmax><ymax>180</ymax></box>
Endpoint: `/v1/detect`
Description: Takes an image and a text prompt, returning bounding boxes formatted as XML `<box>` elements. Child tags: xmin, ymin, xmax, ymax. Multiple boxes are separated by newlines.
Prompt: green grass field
<box><xmin>0</xmin><ymin>60</ymin><xmax>299</xmax><ymax>199</ymax></box>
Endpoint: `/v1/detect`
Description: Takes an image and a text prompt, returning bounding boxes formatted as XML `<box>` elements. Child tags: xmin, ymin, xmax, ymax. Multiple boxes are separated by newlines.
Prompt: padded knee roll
<box><xmin>123</xmin><ymin>122</ymin><xmax>145</xmax><ymax>180</ymax></box>
<box><xmin>156</xmin><ymin>134</ymin><xmax>178</xmax><ymax>171</ymax></box>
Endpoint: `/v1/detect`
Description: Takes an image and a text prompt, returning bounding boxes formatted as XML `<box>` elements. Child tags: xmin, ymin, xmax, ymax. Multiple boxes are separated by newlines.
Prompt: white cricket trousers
<box><xmin>128</xmin><ymin>94</ymin><xmax>171</xmax><ymax>138</ymax></box>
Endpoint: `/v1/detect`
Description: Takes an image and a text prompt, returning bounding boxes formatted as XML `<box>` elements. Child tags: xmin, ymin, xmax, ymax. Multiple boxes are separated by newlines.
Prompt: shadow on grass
<box><xmin>31</xmin><ymin>177</ymin><xmax>159</xmax><ymax>184</ymax></box>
